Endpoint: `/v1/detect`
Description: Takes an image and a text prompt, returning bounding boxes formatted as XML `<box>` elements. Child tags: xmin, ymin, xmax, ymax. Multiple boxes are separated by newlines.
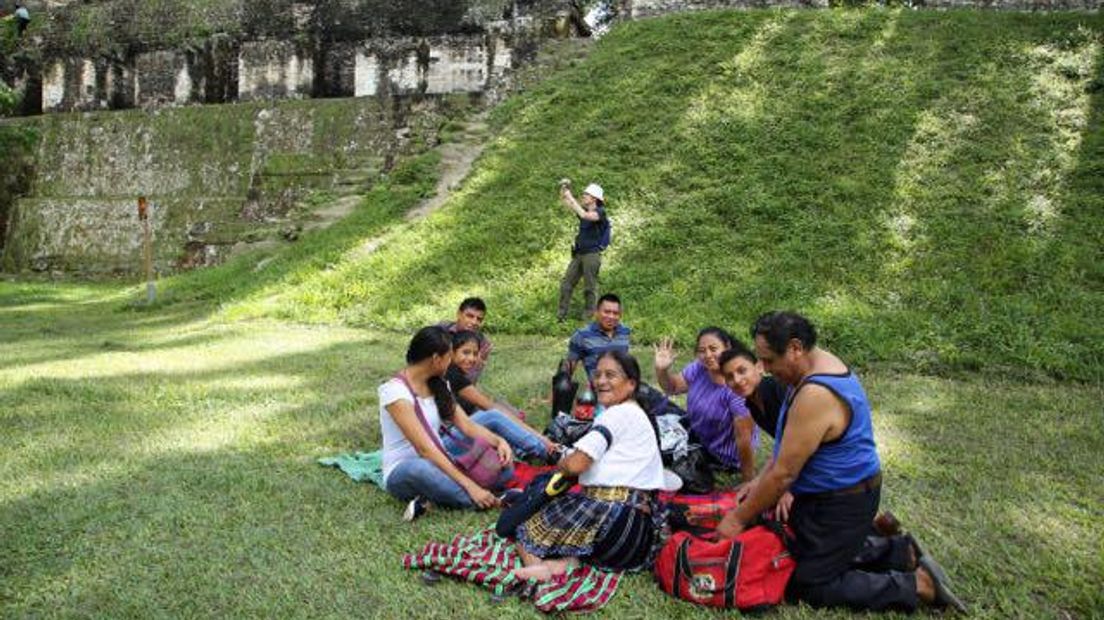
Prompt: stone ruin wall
<box><xmin>0</xmin><ymin>0</ymin><xmax>567</xmax><ymax>275</ymax></box>
<box><xmin>1</xmin><ymin>95</ymin><xmax>465</xmax><ymax>274</ymax></box>
<box><xmin>36</xmin><ymin>32</ymin><xmax>521</xmax><ymax>113</ymax></box>
<box><xmin>3</xmin><ymin>0</ymin><xmax>564</xmax><ymax>116</ymax></box>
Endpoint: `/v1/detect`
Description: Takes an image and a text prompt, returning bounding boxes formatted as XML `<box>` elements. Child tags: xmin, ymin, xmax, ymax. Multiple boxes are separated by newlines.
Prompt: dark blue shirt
<box><xmin>567</xmin><ymin>321</ymin><xmax>631</xmax><ymax>378</ymax></box>
<box><xmin>573</xmin><ymin>206</ymin><xmax>610</xmax><ymax>255</ymax></box>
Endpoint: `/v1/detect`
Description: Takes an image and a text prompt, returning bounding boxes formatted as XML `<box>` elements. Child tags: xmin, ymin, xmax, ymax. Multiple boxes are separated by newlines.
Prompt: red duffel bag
<box><xmin>654</xmin><ymin>522</ymin><xmax>796</xmax><ymax>611</ymax></box>
<box><xmin>659</xmin><ymin>490</ymin><xmax>742</xmax><ymax>535</ymax></box>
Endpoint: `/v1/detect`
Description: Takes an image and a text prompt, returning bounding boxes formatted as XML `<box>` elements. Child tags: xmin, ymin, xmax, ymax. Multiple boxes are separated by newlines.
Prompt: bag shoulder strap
<box><xmin>590</xmin><ymin>424</ymin><xmax>614</xmax><ymax>450</ymax></box>
<box><xmin>759</xmin><ymin>517</ymin><xmax>797</xmax><ymax>554</ymax></box>
<box><xmin>394</xmin><ymin>372</ymin><xmax>454</xmax><ymax>464</ymax></box>
<box><xmin>675</xmin><ymin>536</ymin><xmax>743</xmax><ymax>597</ymax></box>
<box><xmin>723</xmin><ymin>537</ymin><xmax>743</xmax><ymax>607</ymax></box>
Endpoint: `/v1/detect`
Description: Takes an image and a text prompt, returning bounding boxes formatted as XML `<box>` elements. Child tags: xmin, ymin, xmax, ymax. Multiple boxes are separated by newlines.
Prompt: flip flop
<box><xmin>919</xmin><ymin>555</ymin><xmax>968</xmax><ymax>614</ymax></box>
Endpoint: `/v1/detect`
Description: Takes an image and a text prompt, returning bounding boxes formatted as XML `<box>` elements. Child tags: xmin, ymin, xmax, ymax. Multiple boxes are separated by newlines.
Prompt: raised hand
<box><xmin>653</xmin><ymin>336</ymin><xmax>677</xmax><ymax>371</ymax></box>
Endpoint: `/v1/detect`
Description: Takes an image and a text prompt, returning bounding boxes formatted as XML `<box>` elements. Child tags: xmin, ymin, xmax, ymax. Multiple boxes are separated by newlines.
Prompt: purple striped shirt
<box><xmin>682</xmin><ymin>360</ymin><xmax>757</xmax><ymax>469</ymax></box>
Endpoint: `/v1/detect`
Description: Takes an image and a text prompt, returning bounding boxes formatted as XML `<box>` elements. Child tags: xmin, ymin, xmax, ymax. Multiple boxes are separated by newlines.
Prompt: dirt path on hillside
<box><xmin>405</xmin><ymin>113</ymin><xmax>488</xmax><ymax>221</ymax></box>
<box><xmin>305</xmin><ymin>114</ymin><xmax>487</xmax><ymax>234</ymax></box>
<box><xmin>348</xmin><ymin>113</ymin><xmax>489</xmax><ymax>257</ymax></box>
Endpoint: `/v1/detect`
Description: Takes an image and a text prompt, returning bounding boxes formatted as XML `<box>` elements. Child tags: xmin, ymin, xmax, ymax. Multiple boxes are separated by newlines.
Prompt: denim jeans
<box><xmin>468</xmin><ymin>409</ymin><xmax>549</xmax><ymax>460</ymax></box>
<box><xmin>385</xmin><ymin>410</ymin><xmax>540</xmax><ymax>509</ymax></box>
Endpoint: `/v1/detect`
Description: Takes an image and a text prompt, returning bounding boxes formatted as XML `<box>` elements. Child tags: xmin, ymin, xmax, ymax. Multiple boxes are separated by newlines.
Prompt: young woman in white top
<box><xmin>513</xmin><ymin>350</ymin><xmax>666</xmax><ymax>581</ymax></box>
<box><xmin>379</xmin><ymin>326</ymin><xmax>514</xmax><ymax>518</ymax></box>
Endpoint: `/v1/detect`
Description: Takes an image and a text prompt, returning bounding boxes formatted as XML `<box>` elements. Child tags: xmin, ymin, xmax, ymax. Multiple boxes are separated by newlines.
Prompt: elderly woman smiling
<box><xmin>512</xmin><ymin>351</ymin><xmax>666</xmax><ymax>582</ymax></box>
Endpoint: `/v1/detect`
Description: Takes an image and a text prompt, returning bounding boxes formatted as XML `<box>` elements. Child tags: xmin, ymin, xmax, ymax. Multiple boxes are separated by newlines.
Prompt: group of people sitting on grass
<box><xmin>377</xmin><ymin>296</ymin><xmax>966</xmax><ymax>614</ymax></box>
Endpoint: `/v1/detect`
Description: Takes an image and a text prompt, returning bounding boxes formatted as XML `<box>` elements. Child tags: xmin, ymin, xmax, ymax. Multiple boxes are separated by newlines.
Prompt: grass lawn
<box><xmin>2</xmin><ymin>280</ymin><xmax>1100</xmax><ymax>618</ymax></box>
<box><xmin>4</xmin><ymin>8</ymin><xmax>1103</xmax><ymax>619</ymax></box>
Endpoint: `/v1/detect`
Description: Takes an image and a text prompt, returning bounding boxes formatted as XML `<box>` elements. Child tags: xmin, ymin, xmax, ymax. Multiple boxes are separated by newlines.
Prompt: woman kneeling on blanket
<box><xmin>513</xmin><ymin>351</ymin><xmax>667</xmax><ymax>581</ymax></box>
<box><xmin>380</xmin><ymin>326</ymin><xmax>535</xmax><ymax>518</ymax></box>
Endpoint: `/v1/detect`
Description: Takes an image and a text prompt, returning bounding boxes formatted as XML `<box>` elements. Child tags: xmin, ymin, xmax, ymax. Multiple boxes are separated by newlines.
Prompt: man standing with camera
<box><xmin>556</xmin><ymin>180</ymin><xmax>610</xmax><ymax>322</ymax></box>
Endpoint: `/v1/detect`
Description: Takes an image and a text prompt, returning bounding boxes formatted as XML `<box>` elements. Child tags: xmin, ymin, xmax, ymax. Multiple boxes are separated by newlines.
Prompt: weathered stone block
<box><xmin>136</xmin><ymin>50</ymin><xmax>189</xmax><ymax>107</ymax></box>
<box><xmin>4</xmin><ymin>196</ymin><xmax>168</xmax><ymax>274</ymax></box>
<box><xmin>238</xmin><ymin>40</ymin><xmax>315</xmax><ymax>101</ymax></box>
<box><xmin>354</xmin><ymin>51</ymin><xmax>381</xmax><ymax>96</ymax></box>
<box><xmin>425</xmin><ymin>38</ymin><xmax>487</xmax><ymax>94</ymax></box>
<box><xmin>319</xmin><ymin>42</ymin><xmax>358</xmax><ymax>97</ymax></box>
<box><xmin>387</xmin><ymin>50</ymin><xmax>423</xmax><ymax>94</ymax></box>
<box><xmin>41</xmin><ymin>58</ymin><xmax>113</xmax><ymax>112</ymax></box>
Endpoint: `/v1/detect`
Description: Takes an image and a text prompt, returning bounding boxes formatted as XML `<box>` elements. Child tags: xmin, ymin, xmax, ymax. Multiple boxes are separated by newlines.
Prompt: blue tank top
<box><xmin>772</xmin><ymin>372</ymin><xmax>881</xmax><ymax>494</ymax></box>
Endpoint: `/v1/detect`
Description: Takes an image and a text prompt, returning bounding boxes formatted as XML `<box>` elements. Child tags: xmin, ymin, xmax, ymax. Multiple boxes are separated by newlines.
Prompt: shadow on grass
<box><xmin>2</xmin><ymin>344</ymin><xmax>1101</xmax><ymax>617</ymax></box>
<box><xmin>867</xmin><ymin>374</ymin><xmax>1104</xmax><ymax>617</ymax></box>
<box><xmin>0</xmin><ymin>329</ymin><xmax>555</xmax><ymax>618</ymax></box>
<box><xmin>0</xmin><ymin>338</ymin><xmax>384</xmax><ymax>484</ymax></box>
<box><xmin>0</xmin><ymin>291</ymin><xmax>219</xmax><ymax>372</ymax></box>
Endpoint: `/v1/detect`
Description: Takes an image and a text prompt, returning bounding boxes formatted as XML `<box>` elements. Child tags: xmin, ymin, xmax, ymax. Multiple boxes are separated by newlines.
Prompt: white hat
<box><xmin>583</xmin><ymin>183</ymin><xmax>604</xmax><ymax>202</ymax></box>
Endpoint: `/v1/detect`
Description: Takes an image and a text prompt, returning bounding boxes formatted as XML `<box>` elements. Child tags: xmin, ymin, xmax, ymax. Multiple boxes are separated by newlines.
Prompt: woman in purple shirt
<box><xmin>654</xmin><ymin>327</ymin><xmax>758</xmax><ymax>482</ymax></box>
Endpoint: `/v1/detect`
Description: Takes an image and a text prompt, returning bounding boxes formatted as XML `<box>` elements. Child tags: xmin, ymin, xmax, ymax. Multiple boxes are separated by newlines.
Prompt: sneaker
<box><xmin>403</xmin><ymin>496</ymin><xmax>429</xmax><ymax>522</ymax></box>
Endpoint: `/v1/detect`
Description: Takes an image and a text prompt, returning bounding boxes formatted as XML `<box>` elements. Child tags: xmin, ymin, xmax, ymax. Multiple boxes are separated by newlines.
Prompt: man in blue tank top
<box><xmin>717</xmin><ymin>312</ymin><xmax>966</xmax><ymax>613</ymax></box>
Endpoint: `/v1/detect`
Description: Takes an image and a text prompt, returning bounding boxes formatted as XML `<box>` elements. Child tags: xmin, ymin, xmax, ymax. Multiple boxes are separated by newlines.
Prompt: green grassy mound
<box><xmin>168</xmin><ymin>10</ymin><xmax>1104</xmax><ymax>381</ymax></box>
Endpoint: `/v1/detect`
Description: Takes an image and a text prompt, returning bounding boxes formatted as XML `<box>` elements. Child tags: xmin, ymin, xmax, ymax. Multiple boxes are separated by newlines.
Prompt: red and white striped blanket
<box><xmin>402</xmin><ymin>528</ymin><xmax>622</xmax><ymax>613</ymax></box>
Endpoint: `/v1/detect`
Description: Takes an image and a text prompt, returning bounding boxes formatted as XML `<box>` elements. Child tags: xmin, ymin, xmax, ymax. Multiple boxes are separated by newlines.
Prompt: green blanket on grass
<box><xmin>318</xmin><ymin>450</ymin><xmax>384</xmax><ymax>488</ymax></box>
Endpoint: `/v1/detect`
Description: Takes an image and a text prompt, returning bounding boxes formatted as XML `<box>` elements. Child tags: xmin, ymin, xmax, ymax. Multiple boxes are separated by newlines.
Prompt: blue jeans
<box><xmin>385</xmin><ymin>413</ymin><xmax>533</xmax><ymax>509</ymax></box>
<box><xmin>468</xmin><ymin>409</ymin><xmax>549</xmax><ymax>460</ymax></box>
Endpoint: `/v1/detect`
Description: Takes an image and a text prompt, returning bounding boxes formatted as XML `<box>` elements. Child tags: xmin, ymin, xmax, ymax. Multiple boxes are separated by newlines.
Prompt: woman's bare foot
<box><xmin>512</xmin><ymin>563</ymin><xmax>556</xmax><ymax>582</ymax></box>
<box><xmin>542</xmin><ymin>557</ymin><xmax>579</xmax><ymax>578</ymax></box>
<box><xmin>511</xmin><ymin>557</ymin><xmax>579</xmax><ymax>582</ymax></box>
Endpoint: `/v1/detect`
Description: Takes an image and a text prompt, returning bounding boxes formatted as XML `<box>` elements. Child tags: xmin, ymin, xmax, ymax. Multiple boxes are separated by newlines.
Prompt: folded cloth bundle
<box><xmin>403</xmin><ymin>528</ymin><xmax>622</xmax><ymax>613</ymax></box>
<box><xmin>318</xmin><ymin>451</ymin><xmax>384</xmax><ymax>487</ymax></box>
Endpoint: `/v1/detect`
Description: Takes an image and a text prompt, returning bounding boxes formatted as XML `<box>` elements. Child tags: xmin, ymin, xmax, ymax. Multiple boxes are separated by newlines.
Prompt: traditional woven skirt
<box><xmin>516</xmin><ymin>486</ymin><xmax>665</xmax><ymax>571</ymax></box>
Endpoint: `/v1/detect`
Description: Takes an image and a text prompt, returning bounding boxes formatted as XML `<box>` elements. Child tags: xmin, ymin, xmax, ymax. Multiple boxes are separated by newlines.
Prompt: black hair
<box><xmin>451</xmin><ymin>329</ymin><xmax>481</xmax><ymax>351</ymax></box>
<box><xmin>718</xmin><ymin>339</ymin><xmax>757</xmax><ymax>368</ymax></box>
<box><xmin>751</xmin><ymin>311</ymin><xmax>817</xmax><ymax>355</ymax></box>
<box><xmin>696</xmin><ymin>326</ymin><xmax>735</xmax><ymax>350</ymax></box>
<box><xmin>405</xmin><ymin>326</ymin><xmax>456</xmax><ymax>420</ymax></box>
<box><xmin>458</xmin><ymin>297</ymin><xmax>487</xmax><ymax>313</ymax></box>
<box><xmin>596</xmin><ymin>293</ymin><xmax>621</xmax><ymax>309</ymax></box>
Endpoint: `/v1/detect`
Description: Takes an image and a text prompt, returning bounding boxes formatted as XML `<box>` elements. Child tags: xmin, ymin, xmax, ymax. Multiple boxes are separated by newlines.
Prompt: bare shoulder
<box><xmin>790</xmin><ymin>383</ymin><xmax>844</xmax><ymax>417</ymax></box>
<box><xmin>809</xmin><ymin>348</ymin><xmax>848</xmax><ymax>375</ymax></box>
<box><xmin>790</xmin><ymin>382</ymin><xmax>849</xmax><ymax>440</ymax></box>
